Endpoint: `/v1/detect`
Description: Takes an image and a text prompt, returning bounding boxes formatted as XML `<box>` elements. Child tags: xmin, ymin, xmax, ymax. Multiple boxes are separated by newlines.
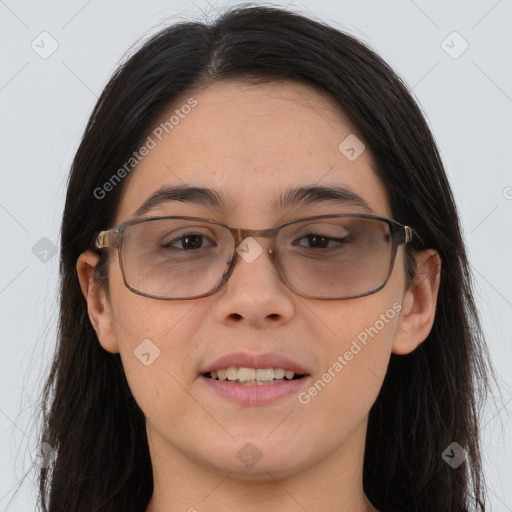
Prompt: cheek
<box><xmin>107</xmin><ymin>283</ymin><xmax>203</xmax><ymax>420</ymax></box>
<box><xmin>108</xmin><ymin>252</ymin><xmax>204</xmax><ymax>349</ymax></box>
<box><xmin>114</xmin><ymin>318</ymin><xmax>201</xmax><ymax>432</ymax></box>
<box><xmin>299</xmin><ymin>295</ymin><xmax>402</xmax><ymax>427</ymax></box>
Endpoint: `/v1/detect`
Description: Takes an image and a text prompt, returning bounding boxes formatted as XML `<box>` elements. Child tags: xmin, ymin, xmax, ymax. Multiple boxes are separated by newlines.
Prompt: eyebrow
<box><xmin>133</xmin><ymin>184</ymin><xmax>373</xmax><ymax>217</ymax></box>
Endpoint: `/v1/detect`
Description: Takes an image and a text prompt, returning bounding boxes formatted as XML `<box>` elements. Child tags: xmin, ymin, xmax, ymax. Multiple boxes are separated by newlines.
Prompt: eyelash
<box><xmin>163</xmin><ymin>232</ymin><xmax>349</xmax><ymax>251</ymax></box>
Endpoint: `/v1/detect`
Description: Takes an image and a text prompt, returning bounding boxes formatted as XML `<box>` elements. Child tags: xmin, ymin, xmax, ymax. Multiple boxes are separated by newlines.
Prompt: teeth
<box><xmin>255</xmin><ymin>368</ymin><xmax>273</xmax><ymax>381</ymax></box>
<box><xmin>238</xmin><ymin>367</ymin><xmax>256</xmax><ymax>381</ymax></box>
<box><xmin>226</xmin><ymin>367</ymin><xmax>238</xmax><ymax>381</ymax></box>
<box><xmin>273</xmin><ymin>368</ymin><xmax>285</xmax><ymax>379</ymax></box>
<box><xmin>207</xmin><ymin>366</ymin><xmax>300</xmax><ymax>382</ymax></box>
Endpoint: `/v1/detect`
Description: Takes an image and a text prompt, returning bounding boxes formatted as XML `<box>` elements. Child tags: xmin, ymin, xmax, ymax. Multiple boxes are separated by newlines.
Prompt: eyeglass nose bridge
<box><xmin>231</xmin><ymin>225</ymin><xmax>282</xmax><ymax>256</ymax></box>
<box><xmin>221</xmin><ymin>225</ymin><xmax>287</xmax><ymax>293</ymax></box>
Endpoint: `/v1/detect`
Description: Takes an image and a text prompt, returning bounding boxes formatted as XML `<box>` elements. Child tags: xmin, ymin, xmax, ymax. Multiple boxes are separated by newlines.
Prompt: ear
<box><xmin>392</xmin><ymin>249</ymin><xmax>441</xmax><ymax>355</ymax></box>
<box><xmin>76</xmin><ymin>251</ymin><xmax>119</xmax><ymax>354</ymax></box>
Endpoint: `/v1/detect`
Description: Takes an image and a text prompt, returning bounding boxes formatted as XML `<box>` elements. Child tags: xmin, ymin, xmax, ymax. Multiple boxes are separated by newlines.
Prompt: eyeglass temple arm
<box><xmin>398</xmin><ymin>225</ymin><xmax>418</xmax><ymax>246</ymax></box>
<box><xmin>95</xmin><ymin>229</ymin><xmax>121</xmax><ymax>249</ymax></box>
<box><xmin>404</xmin><ymin>226</ymin><xmax>414</xmax><ymax>243</ymax></box>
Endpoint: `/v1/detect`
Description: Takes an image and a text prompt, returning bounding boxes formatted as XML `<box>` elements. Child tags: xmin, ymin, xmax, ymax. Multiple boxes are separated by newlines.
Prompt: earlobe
<box><xmin>392</xmin><ymin>249</ymin><xmax>441</xmax><ymax>355</ymax></box>
<box><xmin>76</xmin><ymin>251</ymin><xmax>119</xmax><ymax>354</ymax></box>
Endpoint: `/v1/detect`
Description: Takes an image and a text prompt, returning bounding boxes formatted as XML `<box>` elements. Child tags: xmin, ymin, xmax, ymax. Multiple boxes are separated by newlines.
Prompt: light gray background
<box><xmin>1</xmin><ymin>0</ymin><xmax>511</xmax><ymax>510</ymax></box>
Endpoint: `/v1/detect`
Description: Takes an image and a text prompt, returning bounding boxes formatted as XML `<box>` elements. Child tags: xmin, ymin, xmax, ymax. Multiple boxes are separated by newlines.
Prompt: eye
<box><xmin>162</xmin><ymin>233</ymin><xmax>216</xmax><ymax>251</ymax></box>
<box><xmin>293</xmin><ymin>233</ymin><xmax>349</xmax><ymax>249</ymax></box>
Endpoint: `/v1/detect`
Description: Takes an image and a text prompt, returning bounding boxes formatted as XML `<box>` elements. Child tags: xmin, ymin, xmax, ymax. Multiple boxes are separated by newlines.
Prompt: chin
<box><xmin>197</xmin><ymin>436</ymin><xmax>314</xmax><ymax>479</ymax></box>
<box><xmin>210</xmin><ymin>456</ymin><xmax>307</xmax><ymax>482</ymax></box>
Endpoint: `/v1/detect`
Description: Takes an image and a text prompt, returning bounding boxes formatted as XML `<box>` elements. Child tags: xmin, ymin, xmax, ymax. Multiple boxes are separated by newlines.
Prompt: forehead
<box><xmin>114</xmin><ymin>79</ymin><xmax>391</xmax><ymax>225</ymax></box>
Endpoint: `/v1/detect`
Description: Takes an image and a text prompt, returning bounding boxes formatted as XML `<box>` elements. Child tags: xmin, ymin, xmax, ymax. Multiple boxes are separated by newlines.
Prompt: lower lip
<box><xmin>200</xmin><ymin>375</ymin><xmax>311</xmax><ymax>406</ymax></box>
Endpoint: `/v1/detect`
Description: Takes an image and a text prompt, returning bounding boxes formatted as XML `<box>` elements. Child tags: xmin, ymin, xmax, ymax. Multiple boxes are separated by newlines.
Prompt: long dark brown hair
<box><xmin>33</xmin><ymin>4</ymin><xmax>494</xmax><ymax>511</ymax></box>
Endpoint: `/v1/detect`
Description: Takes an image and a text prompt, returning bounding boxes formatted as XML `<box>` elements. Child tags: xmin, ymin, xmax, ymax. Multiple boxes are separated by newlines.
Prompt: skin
<box><xmin>77</xmin><ymin>79</ymin><xmax>441</xmax><ymax>512</ymax></box>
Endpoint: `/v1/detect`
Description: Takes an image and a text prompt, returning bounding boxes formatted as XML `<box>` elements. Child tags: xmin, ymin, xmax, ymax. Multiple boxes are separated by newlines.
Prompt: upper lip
<box><xmin>200</xmin><ymin>352</ymin><xmax>310</xmax><ymax>375</ymax></box>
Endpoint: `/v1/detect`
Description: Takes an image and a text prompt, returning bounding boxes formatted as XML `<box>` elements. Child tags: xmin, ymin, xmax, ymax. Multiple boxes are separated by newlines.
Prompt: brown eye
<box><xmin>162</xmin><ymin>233</ymin><xmax>214</xmax><ymax>251</ymax></box>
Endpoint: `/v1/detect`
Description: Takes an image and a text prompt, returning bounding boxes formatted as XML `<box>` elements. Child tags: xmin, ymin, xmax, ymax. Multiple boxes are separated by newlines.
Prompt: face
<box><xmin>85</xmin><ymin>79</ymin><xmax>417</xmax><ymax>481</ymax></box>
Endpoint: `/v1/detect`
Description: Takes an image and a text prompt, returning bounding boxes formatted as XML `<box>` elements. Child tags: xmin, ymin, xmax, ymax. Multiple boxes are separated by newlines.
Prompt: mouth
<box><xmin>199</xmin><ymin>352</ymin><xmax>311</xmax><ymax>404</ymax></box>
<box><xmin>202</xmin><ymin>367</ymin><xmax>307</xmax><ymax>386</ymax></box>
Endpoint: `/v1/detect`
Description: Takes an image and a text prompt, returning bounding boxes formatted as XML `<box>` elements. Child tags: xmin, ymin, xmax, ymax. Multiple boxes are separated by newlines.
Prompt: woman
<box><xmin>36</xmin><ymin>4</ymin><xmax>493</xmax><ymax>511</ymax></box>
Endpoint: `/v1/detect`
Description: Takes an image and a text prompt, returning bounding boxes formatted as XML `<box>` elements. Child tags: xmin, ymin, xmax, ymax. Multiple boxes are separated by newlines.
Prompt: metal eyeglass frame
<box><xmin>95</xmin><ymin>213</ymin><xmax>415</xmax><ymax>301</ymax></box>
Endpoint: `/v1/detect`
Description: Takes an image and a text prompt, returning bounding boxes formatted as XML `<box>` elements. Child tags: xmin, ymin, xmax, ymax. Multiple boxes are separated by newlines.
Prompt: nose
<box><xmin>214</xmin><ymin>236</ymin><xmax>295</xmax><ymax>327</ymax></box>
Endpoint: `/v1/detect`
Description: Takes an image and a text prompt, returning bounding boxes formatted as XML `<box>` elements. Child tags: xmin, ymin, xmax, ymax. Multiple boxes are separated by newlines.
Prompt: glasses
<box><xmin>95</xmin><ymin>214</ymin><xmax>415</xmax><ymax>300</ymax></box>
